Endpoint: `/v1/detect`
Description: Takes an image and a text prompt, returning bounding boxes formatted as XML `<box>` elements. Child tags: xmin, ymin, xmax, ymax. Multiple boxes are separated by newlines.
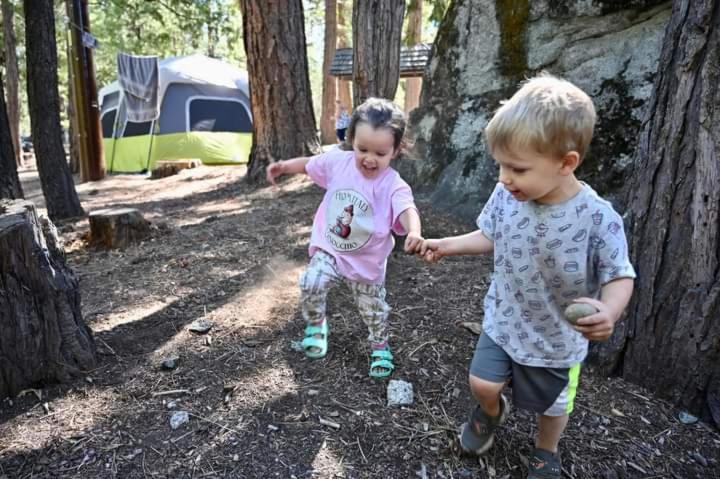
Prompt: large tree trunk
<box><xmin>403</xmin><ymin>0</ymin><xmax>423</xmax><ymax>113</ymax></box>
<box><xmin>239</xmin><ymin>0</ymin><xmax>320</xmax><ymax>183</ymax></box>
<box><xmin>0</xmin><ymin>71</ymin><xmax>23</xmax><ymax>199</ymax></box>
<box><xmin>352</xmin><ymin>0</ymin><xmax>405</xmax><ymax>105</ymax></box>
<box><xmin>336</xmin><ymin>0</ymin><xmax>352</xmax><ymax>108</ymax></box>
<box><xmin>2</xmin><ymin>0</ymin><xmax>21</xmax><ymax>168</ymax></box>
<box><xmin>592</xmin><ymin>0</ymin><xmax>720</xmax><ymax>427</ymax></box>
<box><xmin>320</xmin><ymin>0</ymin><xmax>337</xmax><ymax>145</ymax></box>
<box><xmin>0</xmin><ymin>200</ymin><xmax>96</xmax><ymax>398</ymax></box>
<box><xmin>23</xmin><ymin>0</ymin><xmax>84</xmax><ymax>220</ymax></box>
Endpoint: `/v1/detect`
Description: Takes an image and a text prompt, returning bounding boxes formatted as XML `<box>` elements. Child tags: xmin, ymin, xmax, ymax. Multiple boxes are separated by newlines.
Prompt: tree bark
<box><xmin>2</xmin><ymin>0</ymin><xmax>21</xmax><ymax>167</ymax></box>
<box><xmin>0</xmin><ymin>199</ymin><xmax>96</xmax><ymax>398</ymax></box>
<box><xmin>320</xmin><ymin>0</ymin><xmax>337</xmax><ymax>145</ymax></box>
<box><xmin>336</xmin><ymin>0</ymin><xmax>352</xmax><ymax>108</ymax></box>
<box><xmin>0</xmin><ymin>71</ymin><xmax>23</xmax><ymax>199</ymax></box>
<box><xmin>352</xmin><ymin>0</ymin><xmax>405</xmax><ymax>105</ymax></box>
<box><xmin>239</xmin><ymin>0</ymin><xmax>320</xmax><ymax>183</ymax></box>
<box><xmin>592</xmin><ymin>0</ymin><xmax>720</xmax><ymax>427</ymax></box>
<box><xmin>23</xmin><ymin>0</ymin><xmax>84</xmax><ymax>220</ymax></box>
<box><xmin>403</xmin><ymin>0</ymin><xmax>423</xmax><ymax>113</ymax></box>
<box><xmin>65</xmin><ymin>0</ymin><xmax>80</xmax><ymax>175</ymax></box>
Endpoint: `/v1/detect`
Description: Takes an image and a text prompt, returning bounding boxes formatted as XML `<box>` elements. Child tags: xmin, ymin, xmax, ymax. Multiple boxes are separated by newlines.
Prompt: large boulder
<box><xmin>403</xmin><ymin>0</ymin><xmax>671</xmax><ymax>220</ymax></box>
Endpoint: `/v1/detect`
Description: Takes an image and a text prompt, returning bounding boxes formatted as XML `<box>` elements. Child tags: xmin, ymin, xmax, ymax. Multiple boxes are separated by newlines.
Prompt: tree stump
<box><xmin>89</xmin><ymin>208</ymin><xmax>150</xmax><ymax>249</ymax></box>
<box><xmin>150</xmin><ymin>159</ymin><xmax>201</xmax><ymax>180</ymax></box>
<box><xmin>0</xmin><ymin>199</ymin><xmax>96</xmax><ymax>398</ymax></box>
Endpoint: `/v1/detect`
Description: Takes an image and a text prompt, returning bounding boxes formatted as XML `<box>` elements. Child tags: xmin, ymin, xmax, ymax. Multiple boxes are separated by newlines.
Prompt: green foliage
<box><xmin>87</xmin><ymin>0</ymin><xmax>244</xmax><ymax>88</ymax></box>
<box><xmin>426</xmin><ymin>0</ymin><xmax>449</xmax><ymax>24</ymax></box>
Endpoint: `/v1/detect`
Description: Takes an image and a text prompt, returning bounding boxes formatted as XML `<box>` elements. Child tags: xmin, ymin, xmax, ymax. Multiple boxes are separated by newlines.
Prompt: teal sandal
<box><xmin>369</xmin><ymin>348</ymin><xmax>394</xmax><ymax>379</ymax></box>
<box><xmin>302</xmin><ymin>321</ymin><xmax>329</xmax><ymax>359</ymax></box>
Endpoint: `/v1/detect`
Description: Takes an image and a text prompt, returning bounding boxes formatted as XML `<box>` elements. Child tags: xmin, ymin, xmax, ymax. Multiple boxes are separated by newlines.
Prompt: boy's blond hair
<box><xmin>485</xmin><ymin>73</ymin><xmax>596</xmax><ymax>160</ymax></box>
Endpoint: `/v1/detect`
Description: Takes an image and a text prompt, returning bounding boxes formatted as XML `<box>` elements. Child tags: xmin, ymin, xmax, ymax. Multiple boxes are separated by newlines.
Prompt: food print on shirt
<box><xmin>478</xmin><ymin>183</ymin><xmax>636</xmax><ymax>367</ymax></box>
<box><xmin>325</xmin><ymin>188</ymin><xmax>374</xmax><ymax>252</ymax></box>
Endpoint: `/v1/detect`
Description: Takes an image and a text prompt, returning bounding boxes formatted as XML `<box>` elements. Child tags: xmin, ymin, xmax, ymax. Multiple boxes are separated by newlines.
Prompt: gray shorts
<box><xmin>469</xmin><ymin>333</ymin><xmax>581</xmax><ymax>416</ymax></box>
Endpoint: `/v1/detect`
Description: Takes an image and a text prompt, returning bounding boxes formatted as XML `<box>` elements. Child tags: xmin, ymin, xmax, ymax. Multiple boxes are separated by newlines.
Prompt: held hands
<box><xmin>266</xmin><ymin>161</ymin><xmax>285</xmax><ymax>186</ymax></box>
<box><xmin>570</xmin><ymin>297</ymin><xmax>618</xmax><ymax>341</ymax></box>
<box><xmin>419</xmin><ymin>238</ymin><xmax>444</xmax><ymax>263</ymax></box>
<box><xmin>404</xmin><ymin>231</ymin><xmax>424</xmax><ymax>254</ymax></box>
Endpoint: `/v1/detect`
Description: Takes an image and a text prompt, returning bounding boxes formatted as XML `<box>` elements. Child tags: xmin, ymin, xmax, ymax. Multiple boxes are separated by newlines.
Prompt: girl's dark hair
<box><xmin>341</xmin><ymin>97</ymin><xmax>407</xmax><ymax>151</ymax></box>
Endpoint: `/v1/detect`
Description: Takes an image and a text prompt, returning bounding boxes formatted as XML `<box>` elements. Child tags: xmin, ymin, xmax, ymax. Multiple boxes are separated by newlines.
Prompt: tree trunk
<box><xmin>352</xmin><ymin>0</ymin><xmax>405</xmax><ymax>105</ymax></box>
<box><xmin>403</xmin><ymin>0</ymin><xmax>423</xmax><ymax>113</ymax></box>
<box><xmin>320</xmin><ymin>0</ymin><xmax>338</xmax><ymax>145</ymax></box>
<box><xmin>336</xmin><ymin>0</ymin><xmax>352</xmax><ymax>108</ymax></box>
<box><xmin>0</xmin><ymin>71</ymin><xmax>23</xmax><ymax>199</ymax></box>
<box><xmin>239</xmin><ymin>0</ymin><xmax>320</xmax><ymax>183</ymax></box>
<box><xmin>23</xmin><ymin>0</ymin><xmax>84</xmax><ymax>220</ymax></box>
<box><xmin>66</xmin><ymin>89</ymin><xmax>81</xmax><ymax>174</ymax></box>
<box><xmin>2</xmin><ymin>0</ymin><xmax>22</xmax><ymax>167</ymax></box>
<box><xmin>0</xmin><ymin>199</ymin><xmax>96</xmax><ymax>398</ymax></box>
<box><xmin>65</xmin><ymin>0</ymin><xmax>80</xmax><ymax>175</ymax></box>
<box><xmin>592</xmin><ymin>0</ymin><xmax>720</xmax><ymax>427</ymax></box>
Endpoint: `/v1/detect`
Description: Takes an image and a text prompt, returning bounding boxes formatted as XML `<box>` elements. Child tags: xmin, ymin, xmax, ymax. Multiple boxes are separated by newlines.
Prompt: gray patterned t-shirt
<box><xmin>477</xmin><ymin>183</ymin><xmax>636</xmax><ymax>368</ymax></box>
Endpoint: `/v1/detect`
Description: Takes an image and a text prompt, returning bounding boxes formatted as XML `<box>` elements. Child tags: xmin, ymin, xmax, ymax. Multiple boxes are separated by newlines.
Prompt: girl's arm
<box><xmin>266</xmin><ymin>157</ymin><xmax>311</xmax><ymax>185</ymax></box>
<box><xmin>399</xmin><ymin>208</ymin><xmax>423</xmax><ymax>253</ymax></box>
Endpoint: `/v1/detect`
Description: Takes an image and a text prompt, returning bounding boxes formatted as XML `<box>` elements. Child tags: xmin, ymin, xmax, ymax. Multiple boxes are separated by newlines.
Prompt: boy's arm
<box><xmin>573</xmin><ymin>278</ymin><xmax>634</xmax><ymax>341</ymax></box>
<box><xmin>266</xmin><ymin>157</ymin><xmax>311</xmax><ymax>185</ymax></box>
<box><xmin>421</xmin><ymin>229</ymin><xmax>494</xmax><ymax>260</ymax></box>
<box><xmin>398</xmin><ymin>208</ymin><xmax>423</xmax><ymax>253</ymax></box>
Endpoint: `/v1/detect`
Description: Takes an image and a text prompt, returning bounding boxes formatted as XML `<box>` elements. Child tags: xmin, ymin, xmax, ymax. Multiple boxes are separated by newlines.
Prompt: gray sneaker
<box><xmin>527</xmin><ymin>448</ymin><xmax>562</xmax><ymax>479</ymax></box>
<box><xmin>458</xmin><ymin>394</ymin><xmax>509</xmax><ymax>455</ymax></box>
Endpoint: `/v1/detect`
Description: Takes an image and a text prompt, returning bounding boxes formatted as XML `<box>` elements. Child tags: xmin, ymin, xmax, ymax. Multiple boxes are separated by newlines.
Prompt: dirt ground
<box><xmin>1</xmin><ymin>164</ymin><xmax>718</xmax><ymax>479</ymax></box>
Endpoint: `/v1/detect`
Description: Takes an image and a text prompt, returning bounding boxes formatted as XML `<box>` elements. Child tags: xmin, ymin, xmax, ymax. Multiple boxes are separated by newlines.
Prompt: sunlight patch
<box><xmin>310</xmin><ymin>439</ymin><xmax>347</xmax><ymax>477</ymax></box>
<box><xmin>203</xmin><ymin>257</ymin><xmax>305</xmax><ymax>330</ymax></box>
<box><xmin>91</xmin><ymin>300</ymin><xmax>168</xmax><ymax>333</ymax></box>
<box><xmin>0</xmin><ymin>389</ymin><xmax>119</xmax><ymax>456</ymax></box>
<box><xmin>225</xmin><ymin>363</ymin><xmax>300</xmax><ymax>410</ymax></box>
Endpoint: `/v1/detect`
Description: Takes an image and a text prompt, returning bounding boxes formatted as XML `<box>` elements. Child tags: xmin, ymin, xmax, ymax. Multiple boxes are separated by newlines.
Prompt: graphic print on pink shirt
<box><xmin>305</xmin><ymin>148</ymin><xmax>416</xmax><ymax>284</ymax></box>
<box><xmin>326</xmin><ymin>189</ymin><xmax>374</xmax><ymax>251</ymax></box>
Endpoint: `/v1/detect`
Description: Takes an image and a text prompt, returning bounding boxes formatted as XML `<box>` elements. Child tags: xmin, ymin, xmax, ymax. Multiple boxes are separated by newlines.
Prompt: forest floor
<box><xmin>0</xmin><ymin>162</ymin><xmax>718</xmax><ymax>479</ymax></box>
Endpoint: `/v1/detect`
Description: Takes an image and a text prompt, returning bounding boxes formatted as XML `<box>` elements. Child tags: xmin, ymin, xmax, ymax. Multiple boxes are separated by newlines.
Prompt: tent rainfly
<box><xmin>99</xmin><ymin>54</ymin><xmax>253</xmax><ymax>173</ymax></box>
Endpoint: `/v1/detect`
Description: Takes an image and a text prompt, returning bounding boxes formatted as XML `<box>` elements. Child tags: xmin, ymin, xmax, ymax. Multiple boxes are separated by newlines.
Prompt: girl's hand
<box><xmin>266</xmin><ymin>161</ymin><xmax>285</xmax><ymax>186</ymax></box>
<box><xmin>404</xmin><ymin>232</ymin><xmax>424</xmax><ymax>254</ymax></box>
<box><xmin>572</xmin><ymin>298</ymin><xmax>617</xmax><ymax>341</ymax></box>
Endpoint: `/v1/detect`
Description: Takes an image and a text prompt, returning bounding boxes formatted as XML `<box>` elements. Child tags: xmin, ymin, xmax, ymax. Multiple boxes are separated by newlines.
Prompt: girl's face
<box><xmin>352</xmin><ymin>123</ymin><xmax>398</xmax><ymax>179</ymax></box>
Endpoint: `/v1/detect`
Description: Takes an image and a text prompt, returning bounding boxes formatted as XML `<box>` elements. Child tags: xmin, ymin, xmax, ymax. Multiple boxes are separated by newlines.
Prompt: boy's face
<box><xmin>493</xmin><ymin>147</ymin><xmax>577</xmax><ymax>204</ymax></box>
<box><xmin>353</xmin><ymin>123</ymin><xmax>397</xmax><ymax>179</ymax></box>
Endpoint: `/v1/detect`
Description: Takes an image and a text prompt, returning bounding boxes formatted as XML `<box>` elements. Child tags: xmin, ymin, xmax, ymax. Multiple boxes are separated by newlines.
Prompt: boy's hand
<box><xmin>266</xmin><ymin>161</ymin><xmax>285</xmax><ymax>186</ymax></box>
<box><xmin>571</xmin><ymin>298</ymin><xmax>618</xmax><ymax>341</ymax></box>
<box><xmin>404</xmin><ymin>232</ymin><xmax>424</xmax><ymax>254</ymax></box>
<box><xmin>420</xmin><ymin>238</ymin><xmax>444</xmax><ymax>263</ymax></box>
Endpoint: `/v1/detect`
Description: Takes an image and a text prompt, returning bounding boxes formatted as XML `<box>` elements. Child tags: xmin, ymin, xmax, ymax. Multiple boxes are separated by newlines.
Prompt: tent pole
<box><xmin>145</xmin><ymin>120</ymin><xmax>156</xmax><ymax>172</ymax></box>
<box><xmin>108</xmin><ymin>107</ymin><xmax>120</xmax><ymax>172</ymax></box>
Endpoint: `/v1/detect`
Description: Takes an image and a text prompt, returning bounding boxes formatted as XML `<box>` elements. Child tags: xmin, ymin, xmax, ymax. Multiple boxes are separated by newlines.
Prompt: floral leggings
<box><xmin>299</xmin><ymin>250</ymin><xmax>391</xmax><ymax>346</ymax></box>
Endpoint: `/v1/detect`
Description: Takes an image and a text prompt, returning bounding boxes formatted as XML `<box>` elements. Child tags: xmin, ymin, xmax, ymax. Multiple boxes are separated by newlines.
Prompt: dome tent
<box><xmin>99</xmin><ymin>54</ymin><xmax>253</xmax><ymax>173</ymax></box>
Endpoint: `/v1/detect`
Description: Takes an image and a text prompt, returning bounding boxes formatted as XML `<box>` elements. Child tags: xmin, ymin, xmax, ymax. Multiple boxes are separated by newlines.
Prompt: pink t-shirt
<box><xmin>305</xmin><ymin>148</ymin><xmax>417</xmax><ymax>284</ymax></box>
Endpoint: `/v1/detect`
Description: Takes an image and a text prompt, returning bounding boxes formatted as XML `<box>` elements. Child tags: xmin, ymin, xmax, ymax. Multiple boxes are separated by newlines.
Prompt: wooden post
<box><xmin>68</xmin><ymin>0</ymin><xmax>104</xmax><ymax>181</ymax></box>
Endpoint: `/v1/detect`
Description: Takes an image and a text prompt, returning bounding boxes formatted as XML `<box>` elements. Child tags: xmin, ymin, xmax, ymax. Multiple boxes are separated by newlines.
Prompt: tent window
<box><xmin>101</xmin><ymin>109</ymin><xmax>117</xmax><ymax>138</ymax></box>
<box><xmin>123</xmin><ymin>121</ymin><xmax>153</xmax><ymax>137</ymax></box>
<box><xmin>188</xmin><ymin>98</ymin><xmax>251</xmax><ymax>133</ymax></box>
